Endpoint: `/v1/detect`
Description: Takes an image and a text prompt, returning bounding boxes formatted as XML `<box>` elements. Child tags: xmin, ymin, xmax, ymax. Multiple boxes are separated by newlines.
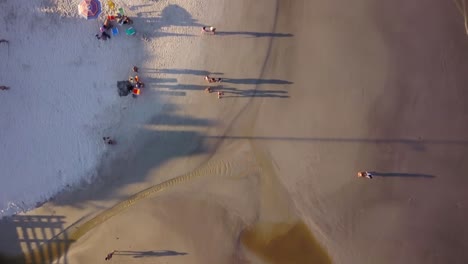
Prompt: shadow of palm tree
<box><xmin>134</xmin><ymin>4</ymin><xmax>203</xmax><ymax>39</ymax></box>
<box><xmin>216</xmin><ymin>31</ymin><xmax>293</xmax><ymax>38</ymax></box>
<box><xmin>115</xmin><ymin>250</ymin><xmax>187</xmax><ymax>258</ymax></box>
<box><xmin>371</xmin><ymin>172</ymin><xmax>436</xmax><ymax>178</ymax></box>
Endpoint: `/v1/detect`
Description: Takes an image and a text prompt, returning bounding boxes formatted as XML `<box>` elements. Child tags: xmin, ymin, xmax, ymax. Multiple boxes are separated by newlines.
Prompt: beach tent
<box><xmin>78</xmin><ymin>0</ymin><xmax>102</xmax><ymax>20</ymax></box>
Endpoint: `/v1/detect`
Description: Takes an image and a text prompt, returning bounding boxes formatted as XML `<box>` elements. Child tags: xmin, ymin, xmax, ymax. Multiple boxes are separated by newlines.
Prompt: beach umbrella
<box><xmin>78</xmin><ymin>0</ymin><xmax>102</xmax><ymax>20</ymax></box>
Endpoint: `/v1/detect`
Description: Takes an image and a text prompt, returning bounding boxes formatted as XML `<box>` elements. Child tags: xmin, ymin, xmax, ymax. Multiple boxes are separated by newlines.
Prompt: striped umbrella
<box><xmin>78</xmin><ymin>0</ymin><xmax>102</xmax><ymax>20</ymax></box>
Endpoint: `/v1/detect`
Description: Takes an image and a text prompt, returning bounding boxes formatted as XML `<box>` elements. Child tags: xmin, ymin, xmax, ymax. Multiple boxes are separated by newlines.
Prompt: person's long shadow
<box><xmin>156</xmin><ymin>69</ymin><xmax>224</xmax><ymax>76</ymax></box>
<box><xmin>371</xmin><ymin>172</ymin><xmax>436</xmax><ymax>178</ymax></box>
<box><xmin>153</xmin><ymin>84</ymin><xmax>207</xmax><ymax>91</ymax></box>
<box><xmin>221</xmin><ymin>78</ymin><xmax>293</xmax><ymax>85</ymax></box>
<box><xmin>115</xmin><ymin>250</ymin><xmax>187</xmax><ymax>258</ymax></box>
<box><xmin>216</xmin><ymin>31</ymin><xmax>293</xmax><ymax>38</ymax></box>
<box><xmin>222</xmin><ymin>88</ymin><xmax>289</xmax><ymax>98</ymax></box>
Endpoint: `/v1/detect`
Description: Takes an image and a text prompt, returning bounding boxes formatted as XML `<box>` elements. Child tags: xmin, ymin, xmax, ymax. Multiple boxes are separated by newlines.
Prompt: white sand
<box><xmin>0</xmin><ymin>0</ymin><xmax>149</xmax><ymax>217</ymax></box>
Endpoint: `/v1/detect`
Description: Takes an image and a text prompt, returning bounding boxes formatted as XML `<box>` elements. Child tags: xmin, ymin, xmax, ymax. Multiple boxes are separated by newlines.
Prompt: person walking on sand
<box><xmin>217</xmin><ymin>91</ymin><xmax>224</xmax><ymax>99</ymax></box>
<box><xmin>205</xmin><ymin>76</ymin><xmax>222</xmax><ymax>83</ymax></box>
<box><xmin>205</xmin><ymin>87</ymin><xmax>213</xmax><ymax>93</ymax></box>
<box><xmin>357</xmin><ymin>171</ymin><xmax>373</xmax><ymax>179</ymax></box>
<box><xmin>105</xmin><ymin>250</ymin><xmax>117</xmax><ymax>260</ymax></box>
<box><xmin>132</xmin><ymin>66</ymin><xmax>138</xmax><ymax>73</ymax></box>
<box><xmin>202</xmin><ymin>26</ymin><xmax>216</xmax><ymax>34</ymax></box>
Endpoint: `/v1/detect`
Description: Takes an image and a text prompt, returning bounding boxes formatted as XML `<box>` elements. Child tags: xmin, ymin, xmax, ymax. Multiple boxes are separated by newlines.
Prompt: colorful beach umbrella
<box><xmin>78</xmin><ymin>0</ymin><xmax>102</xmax><ymax>20</ymax></box>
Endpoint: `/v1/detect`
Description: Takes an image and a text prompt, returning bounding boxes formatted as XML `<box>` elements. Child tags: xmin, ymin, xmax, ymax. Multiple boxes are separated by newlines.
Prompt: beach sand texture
<box><xmin>1</xmin><ymin>0</ymin><xmax>468</xmax><ymax>263</ymax></box>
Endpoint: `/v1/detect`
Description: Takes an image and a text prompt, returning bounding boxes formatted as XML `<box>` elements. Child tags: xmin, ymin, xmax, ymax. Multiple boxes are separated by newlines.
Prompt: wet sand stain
<box><xmin>241</xmin><ymin>221</ymin><xmax>332</xmax><ymax>264</ymax></box>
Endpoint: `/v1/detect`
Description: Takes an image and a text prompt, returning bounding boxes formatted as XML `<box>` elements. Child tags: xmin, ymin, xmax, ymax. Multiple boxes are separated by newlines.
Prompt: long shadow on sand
<box><xmin>40</xmin><ymin>103</ymin><xmax>217</xmax><ymax>206</ymax></box>
<box><xmin>216</xmin><ymin>31</ymin><xmax>293</xmax><ymax>38</ymax></box>
<box><xmin>144</xmin><ymin>77</ymin><xmax>178</xmax><ymax>84</ymax></box>
<box><xmin>202</xmin><ymin>136</ymin><xmax>468</xmax><ymax>150</ymax></box>
<box><xmin>133</xmin><ymin>4</ymin><xmax>203</xmax><ymax>39</ymax></box>
<box><xmin>221</xmin><ymin>78</ymin><xmax>293</xmax><ymax>85</ymax></box>
<box><xmin>150</xmin><ymin>84</ymin><xmax>289</xmax><ymax>98</ymax></box>
<box><xmin>153</xmin><ymin>84</ymin><xmax>207</xmax><ymax>91</ymax></box>
<box><xmin>115</xmin><ymin>250</ymin><xmax>187</xmax><ymax>258</ymax></box>
<box><xmin>206</xmin><ymin>86</ymin><xmax>289</xmax><ymax>98</ymax></box>
<box><xmin>10</xmin><ymin>105</ymin><xmax>218</xmax><ymax>262</ymax></box>
<box><xmin>154</xmin><ymin>69</ymin><xmax>224</xmax><ymax>76</ymax></box>
<box><xmin>223</xmin><ymin>89</ymin><xmax>289</xmax><ymax>98</ymax></box>
<box><xmin>371</xmin><ymin>172</ymin><xmax>435</xmax><ymax>178</ymax></box>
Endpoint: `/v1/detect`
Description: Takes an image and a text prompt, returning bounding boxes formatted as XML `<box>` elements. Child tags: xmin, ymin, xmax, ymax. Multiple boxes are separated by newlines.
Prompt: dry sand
<box><xmin>1</xmin><ymin>0</ymin><xmax>468</xmax><ymax>263</ymax></box>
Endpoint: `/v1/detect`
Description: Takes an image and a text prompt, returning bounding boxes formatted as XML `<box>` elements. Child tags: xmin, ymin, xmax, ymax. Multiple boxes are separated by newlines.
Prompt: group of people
<box><xmin>201</xmin><ymin>26</ymin><xmax>228</xmax><ymax>98</ymax></box>
<box><xmin>204</xmin><ymin>76</ymin><xmax>224</xmax><ymax>98</ymax></box>
<box><xmin>129</xmin><ymin>66</ymin><xmax>144</xmax><ymax>98</ymax></box>
<box><xmin>96</xmin><ymin>14</ymin><xmax>134</xmax><ymax>41</ymax></box>
<box><xmin>104</xmin><ymin>66</ymin><xmax>144</xmax><ymax>145</ymax></box>
<box><xmin>202</xmin><ymin>46</ymin><xmax>224</xmax><ymax>99</ymax></box>
<box><xmin>204</xmin><ymin>86</ymin><xmax>224</xmax><ymax>99</ymax></box>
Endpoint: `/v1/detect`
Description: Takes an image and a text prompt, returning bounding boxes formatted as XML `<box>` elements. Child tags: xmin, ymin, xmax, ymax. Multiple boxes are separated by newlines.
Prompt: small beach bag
<box><xmin>112</xmin><ymin>27</ymin><xmax>119</xmax><ymax>36</ymax></box>
<box><xmin>118</xmin><ymin>7</ymin><xmax>125</xmax><ymax>16</ymax></box>
<box><xmin>126</xmin><ymin>27</ymin><xmax>136</xmax><ymax>36</ymax></box>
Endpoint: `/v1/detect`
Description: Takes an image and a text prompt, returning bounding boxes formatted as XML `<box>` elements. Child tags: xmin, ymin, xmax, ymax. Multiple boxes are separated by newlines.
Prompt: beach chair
<box><xmin>107</xmin><ymin>0</ymin><xmax>116</xmax><ymax>11</ymax></box>
<box><xmin>126</xmin><ymin>27</ymin><xmax>136</xmax><ymax>36</ymax></box>
<box><xmin>112</xmin><ymin>27</ymin><xmax>119</xmax><ymax>36</ymax></box>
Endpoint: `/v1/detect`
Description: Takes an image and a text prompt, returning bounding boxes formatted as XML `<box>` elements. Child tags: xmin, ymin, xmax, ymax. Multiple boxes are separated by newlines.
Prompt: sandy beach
<box><xmin>1</xmin><ymin>0</ymin><xmax>468</xmax><ymax>263</ymax></box>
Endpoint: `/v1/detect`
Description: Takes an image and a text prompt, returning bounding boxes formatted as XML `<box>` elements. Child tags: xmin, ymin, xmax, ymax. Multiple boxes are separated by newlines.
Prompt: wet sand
<box><xmin>2</xmin><ymin>0</ymin><xmax>468</xmax><ymax>263</ymax></box>
<box><xmin>253</xmin><ymin>0</ymin><xmax>468</xmax><ymax>263</ymax></box>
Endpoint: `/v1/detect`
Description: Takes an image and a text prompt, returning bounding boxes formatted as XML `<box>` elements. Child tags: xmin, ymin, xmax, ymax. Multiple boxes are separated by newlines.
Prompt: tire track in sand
<box><xmin>21</xmin><ymin>152</ymin><xmax>258</xmax><ymax>264</ymax></box>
